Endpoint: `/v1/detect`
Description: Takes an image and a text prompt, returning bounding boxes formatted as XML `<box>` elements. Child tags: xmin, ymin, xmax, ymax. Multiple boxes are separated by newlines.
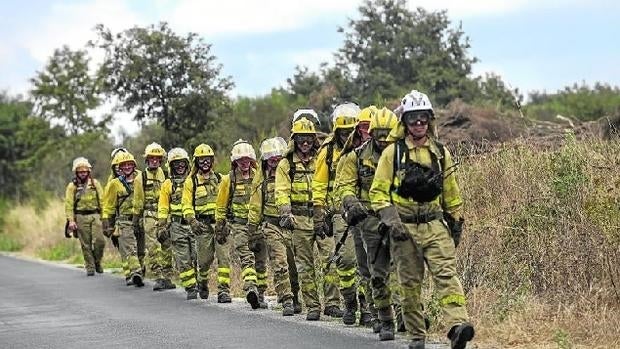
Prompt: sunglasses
<box><xmin>295</xmin><ymin>135</ymin><xmax>315</xmax><ymax>144</ymax></box>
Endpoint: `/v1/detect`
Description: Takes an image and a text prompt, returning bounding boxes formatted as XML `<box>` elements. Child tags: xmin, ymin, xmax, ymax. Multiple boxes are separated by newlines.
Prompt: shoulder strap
<box><xmin>91</xmin><ymin>178</ymin><xmax>101</xmax><ymax>211</ymax></box>
<box><xmin>326</xmin><ymin>142</ymin><xmax>334</xmax><ymax>184</ymax></box>
<box><xmin>226</xmin><ymin>170</ymin><xmax>235</xmax><ymax>219</ymax></box>
<box><xmin>287</xmin><ymin>152</ymin><xmax>296</xmax><ymax>182</ymax></box>
<box><xmin>142</xmin><ymin>170</ymin><xmax>147</xmax><ymax>189</ymax></box>
<box><xmin>191</xmin><ymin>174</ymin><xmax>198</xmax><ymax>210</ymax></box>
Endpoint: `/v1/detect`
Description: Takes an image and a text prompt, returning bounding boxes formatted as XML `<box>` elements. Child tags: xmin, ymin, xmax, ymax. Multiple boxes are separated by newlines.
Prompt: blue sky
<box><xmin>1</xmin><ymin>0</ymin><xmax>619</xmax><ymax>136</ymax></box>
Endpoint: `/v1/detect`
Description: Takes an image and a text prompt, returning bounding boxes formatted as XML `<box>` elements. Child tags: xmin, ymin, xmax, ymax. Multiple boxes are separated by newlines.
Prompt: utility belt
<box><xmin>400</xmin><ymin>211</ymin><xmax>442</xmax><ymax>224</ymax></box>
<box><xmin>170</xmin><ymin>215</ymin><xmax>188</xmax><ymax>224</ymax></box>
<box><xmin>230</xmin><ymin>216</ymin><xmax>248</xmax><ymax>225</ymax></box>
<box><xmin>196</xmin><ymin>214</ymin><xmax>215</xmax><ymax>224</ymax></box>
<box><xmin>263</xmin><ymin>215</ymin><xmax>280</xmax><ymax>226</ymax></box>
<box><xmin>291</xmin><ymin>203</ymin><xmax>313</xmax><ymax>217</ymax></box>
<box><xmin>117</xmin><ymin>214</ymin><xmax>133</xmax><ymax>221</ymax></box>
<box><xmin>75</xmin><ymin>209</ymin><xmax>100</xmax><ymax>215</ymax></box>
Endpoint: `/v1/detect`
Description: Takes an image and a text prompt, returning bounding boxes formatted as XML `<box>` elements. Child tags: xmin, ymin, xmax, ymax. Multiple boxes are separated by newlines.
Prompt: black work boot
<box><xmin>358</xmin><ymin>294</ymin><xmax>373</xmax><ymax>326</ymax></box>
<box><xmin>186</xmin><ymin>287</ymin><xmax>198</xmax><ymax>300</ymax></box>
<box><xmin>379</xmin><ymin>320</ymin><xmax>395</xmax><ymax>341</ymax></box>
<box><xmin>292</xmin><ymin>292</ymin><xmax>302</xmax><ymax>314</ymax></box>
<box><xmin>198</xmin><ymin>285</ymin><xmax>209</xmax><ymax>299</ymax></box>
<box><xmin>258</xmin><ymin>291</ymin><xmax>268</xmax><ymax>309</ymax></box>
<box><xmin>408</xmin><ymin>339</ymin><xmax>425</xmax><ymax>349</ymax></box>
<box><xmin>396</xmin><ymin>310</ymin><xmax>406</xmax><ymax>332</ymax></box>
<box><xmin>218</xmin><ymin>292</ymin><xmax>232</xmax><ymax>303</ymax></box>
<box><xmin>306</xmin><ymin>310</ymin><xmax>320</xmax><ymax>321</ymax></box>
<box><xmin>324</xmin><ymin>305</ymin><xmax>344</xmax><ymax>318</ymax></box>
<box><xmin>246</xmin><ymin>288</ymin><xmax>260</xmax><ymax>309</ymax></box>
<box><xmin>125</xmin><ymin>276</ymin><xmax>134</xmax><ymax>286</ymax></box>
<box><xmin>447</xmin><ymin>323</ymin><xmax>475</xmax><ymax>349</ymax></box>
<box><xmin>342</xmin><ymin>295</ymin><xmax>358</xmax><ymax>325</ymax></box>
<box><xmin>132</xmin><ymin>273</ymin><xmax>144</xmax><ymax>287</ymax></box>
<box><xmin>162</xmin><ymin>279</ymin><xmax>176</xmax><ymax>290</ymax></box>
<box><xmin>86</xmin><ymin>270</ymin><xmax>95</xmax><ymax>276</ymax></box>
<box><xmin>95</xmin><ymin>261</ymin><xmax>103</xmax><ymax>274</ymax></box>
<box><xmin>282</xmin><ymin>300</ymin><xmax>294</xmax><ymax>316</ymax></box>
<box><xmin>153</xmin><ymin>279</ymin><xmax>166</xmax><ymax>291</ymax></box>
<box><xmin>372</xmin><ymin>318</ymin><xmax>382</xmax><ymax>333</ymax></box>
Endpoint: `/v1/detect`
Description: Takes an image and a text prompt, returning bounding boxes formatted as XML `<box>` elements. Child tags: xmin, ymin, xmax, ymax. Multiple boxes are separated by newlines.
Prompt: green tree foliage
<box><xmin>475</xmin><ymin>73</ymin><xmax>522</xmax><ymax>111</ymax></box>
<box><xmin>335</xmin><ymin>0</ymin><xmax>479</xmax><ymax>106</ymax></box>
<box><xmin>92</xmin><ymin>22</ymin><xmax>234</xmax><ymax>148</ymax></box>
<box><xmin>30</xmin><ymin>46</ymin><xmax>107</xmax><ymax>135</ymax></box>
<box><xmin>526</xmin><ymin>82</ymin><xmax>620</xmax><ymax>121</ymax></box>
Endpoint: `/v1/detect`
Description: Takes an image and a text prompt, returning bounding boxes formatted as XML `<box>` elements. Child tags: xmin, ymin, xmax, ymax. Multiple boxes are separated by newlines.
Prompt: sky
<box><xmin>1</xmin><ymin>0</ymin><xmax>619</xmax><ymax>135</ymax></box>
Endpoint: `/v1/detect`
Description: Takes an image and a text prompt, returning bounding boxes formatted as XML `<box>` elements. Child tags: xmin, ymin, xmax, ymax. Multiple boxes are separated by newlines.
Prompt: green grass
<box><xmin>36</xmin><ymin>240</ymin><xmax>80</xmax><ymax>261</ymax></box>
<box><xmin>0</xmin><ymin>233</ymin><xmax>23</xmax><ymax>251</ymax></box>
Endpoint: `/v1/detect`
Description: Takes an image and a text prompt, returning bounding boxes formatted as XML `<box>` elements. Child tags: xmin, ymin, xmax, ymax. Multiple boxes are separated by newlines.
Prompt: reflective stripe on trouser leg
<box><xmin>215</xmin><ymin>235</ymin><xmax>231</xmax><ymax>293</ymax></box>
<box><xmin>179</xmin><ymin>267</ymin><xmax>197</xmax><ymax>288</ymax></box>
<box><xmin>170</xmin><ymin>222</ymin><xmax>195</xmax><ymax>284</ymax></box>
<box><xmin>118</xmin><ymin>220</ymin><xmax>141</xmax><ymax>275</ymax></box>
<box><xmin>264</xmin><ymin>222</ymin><xmax>293</xmax><ymax>303</ymax></box>
<box><xmin>231</xmin><ymin>223</ymin><xmax>257</xmax><ymax>290</ymax></box>
<box><xmin>316</xmin><ymin>229</ymin><xmax>341</xmax><ymax>308</ymax></box>
<box><xmin>76</xmin><ymin>214</ymin><xmax>95</xmax><ymax>271</ymax></box>
<box><xmin>292</xmin><ymin>226</ymin><xmax>320</xmax><ymax>311</ymax></box>
<box><xmin>217</xmin><ymin>267</ymin><xmax>231</xmax><ymax>286</ymax></box>
<box><xmin>196</xmin><ymin>227</ymin><xmax>216</xmax><ymax>289</ymax></box>
<box><xmin>333</xmin><ymin>214</ymin><xmax>358</xmax><ymax>297</ymax></box>
<box><xmin>353</xmin><ymin>225</ymin><xmax>372</xmax><ymax>305</ymax></box>
<box><xmin>254</xmin><ymin>239</ymin><xmax>269</xmax><ymax>292</ymax></box>
<box><xmin>144</xmin><ymin>216</ymin><xmax>174</xmax><ymax>279</ymax></box>
<box><xmin>361</xmin><ymin>214</ymin><xmax>393</xmax><ymax>312</ymax></box>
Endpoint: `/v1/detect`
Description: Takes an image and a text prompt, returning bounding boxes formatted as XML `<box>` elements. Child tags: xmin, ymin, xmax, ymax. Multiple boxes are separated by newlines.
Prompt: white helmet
<box><xmin>292</xmin><ymin>108</ymin><xmax>320</xmax><ymax>125</ymax></box>
<box><xmin>331</xmin><ymin>102</ymin><xmax>360</xmax><ymax>130</ymax></box>
<box><xmin>399</xmin><ymin>90</ymin><xmax>434</xmax><ymax>118</ymax></box>
<box><xmin>167</xmin><ymin>147</ymin><xmax>189</xmax><ymax>164</ymax></box>
<box><xmin>110</xmin><ymin>147</ymin><xmax>127</xmax><ymax>159</ymax></box>
<box><xmin>260</xmin><ymin>137</ymin><xmax>287</xmax><ymax>160</ymax></box>
<box><xmin>72</xmin><ymin>157</ymin><xmax>92</xmax><ymax>172</ymax></box>
<box><xmin>230</xmin><ymin>139</ymin><xmax>257</xmax><ymax>162</ymax></box>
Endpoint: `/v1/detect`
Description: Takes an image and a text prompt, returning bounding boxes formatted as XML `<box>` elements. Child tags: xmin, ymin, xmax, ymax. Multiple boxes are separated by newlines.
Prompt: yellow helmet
<box><xmin>291</xmin><ymin>118</ymin><xmax>316</xmax><ymax>136</ymax></box>
<box><xmin>144</xmin><ymin>142</ymin><xmax>165</xmax><ymax>158</ymax></box>
<box><xmin>358</xmin><ymin>105</ymin><xmax>377</xmax><ymax>124</ymax></box>
<box><xmin>369</xmin><ymin>107</ymin><xmax>398</xmax><ymax>136</ymax></box>
<box><xmin>193</xmin><ymin>143</ymin><xmax>215</xmax><ymax>158</ymax></box>
<box><xmin>167</xmin><ymin>147</ymin><xmax>189</xmax><ymax>164</ymax></box>
<box><xmin>113</xmin><ymin>152</ymin><xmax>137</xmax><ymax>166</ymax></box>
<box><xmin>72</xmin><ymin>157</ymin><xmax>92</xmax><ymax>172</ymax></box>
<box><xmin>260</xmin><ymin>137</ymin><xmax>287</xmax><ymax>160</ymax></box>
<box><xmin>230</xmin><ymin>139</ymin><xmax>257</xmax><ymax>162</ymax></box>
<box><xmin>331</xmin><ymin>102</ymin><xmax>360</xmax><ymax>131</ymax></box>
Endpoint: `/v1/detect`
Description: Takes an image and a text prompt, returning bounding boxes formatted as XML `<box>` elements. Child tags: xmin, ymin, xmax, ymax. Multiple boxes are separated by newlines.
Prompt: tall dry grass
<box><xmin>2</xmin><ymin>135</ymin><xmax>620</xmax><ymax>347</ymax></box>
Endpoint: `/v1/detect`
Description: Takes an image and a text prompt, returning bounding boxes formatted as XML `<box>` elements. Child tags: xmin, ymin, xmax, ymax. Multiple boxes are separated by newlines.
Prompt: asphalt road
<box><xmin>0</xmin><ymin>254</ymin><xmax>449</xmax><ymax>349</ymax></box>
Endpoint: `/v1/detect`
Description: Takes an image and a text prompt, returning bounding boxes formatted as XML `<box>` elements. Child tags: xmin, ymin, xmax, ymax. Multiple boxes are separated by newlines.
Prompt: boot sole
<box><xmin>132</xmin><ymin>275</ymin><xmax>144</xmax><ymax>287</ymax></box>
<box><xmin>247</xmin><ymin>292</ymin><xmax>260</xmax><ymax>309</ymax></box>
<box><xmin>452</xmin><ymin>325</ymin><xmax>475</xmax><ymax>349</ymax></box>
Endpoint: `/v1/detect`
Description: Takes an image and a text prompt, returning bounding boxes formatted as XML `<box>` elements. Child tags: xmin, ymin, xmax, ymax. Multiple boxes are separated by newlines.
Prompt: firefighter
<box><xmin>64</xmin><ymin>157</ymin><xmax>105</xmax><ymax>276</ymax></box>
<box><xmin>369</xmin><ymin>90</ymin><xmax>474</xmax><ymax>349</ymax></box>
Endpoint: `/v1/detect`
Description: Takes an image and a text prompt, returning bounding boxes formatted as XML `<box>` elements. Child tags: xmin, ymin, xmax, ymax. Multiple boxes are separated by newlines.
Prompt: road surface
<box><xmin>0</xmin><ymin>254</ymin><xmax>448</xmax><ymax>349</ymax></box>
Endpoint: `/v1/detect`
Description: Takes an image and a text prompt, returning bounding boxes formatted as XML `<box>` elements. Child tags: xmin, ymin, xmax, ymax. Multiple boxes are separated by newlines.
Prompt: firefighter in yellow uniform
<box><xmin>182</xmin><ymin>144</ymin><xmax>232</xmax><ymax>303</ymax></box>
<box><xmin>133</xmin><ymin>142</ymin><xmax>175</xmax><ymax>291</ymax></box>
<box><xmin>157</xmin><ymin>148</ymin><xmax>196</xmax><ymax>299</ymax></box>
<box><xmin>248</xmin><ymin>137</ymin><xmax>299</xmax><ymax>316</ymax></box>
<box><xmin>64</xmin><ymin>157</ymin><xmax>105</xmax><ymax>276</ymax></box>
<box><xmin>275</xmin><ymin>118</ymin><xmax>342</xmax><ymax>321</ymax></box>
<box><xmin>337</xmin><ymin>107</ymin><xmax>401</xmax><ymax>340</ymax></box>
<box><xmin>369</xmin><ymin>90</ymin><xmax>474</xmax><ymax>349</ymax></box>
<box><xmin>313</xmin><ymin>102</ymin><xmax>361</xmax><ymax>324</ymax></box>
<box><xmin>215</xmin><ymin>140</ymin><xmax>267</xmax><ymax>309</ymax></box>
<box><xmin>102</xmin><ymin>152</ymin><xmax>144</xmax><ymax>287</ymax></box>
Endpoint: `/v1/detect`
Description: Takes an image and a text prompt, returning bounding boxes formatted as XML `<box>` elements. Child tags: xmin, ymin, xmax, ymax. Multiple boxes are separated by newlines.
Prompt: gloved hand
<box><xmin>378</xmin><ymin>206</ymin><xmax>409</xmax><ymax>242</ymax></box>
<box><xmin>102</xmin><ymin>218</ymin><xmax>114</xmax><ymax>238</ymax></box>
<box><xmin>313</xmin><ymin>206</ymin><xmax>327</xmax><ymax>240</ymax></box>
<box><xmin>156</xmin><ymin>219</ymin><xmax>170</xmax><ymax>244</ymax></box>
<box><xmin>342</xmin><ymin>196</ymin><xmax>368</xmax><ymax>226</ymax></box>
<box><xmin>189</xmin><ymin>217</ymin><xmax>203</xmax><ymax>235</ymax></box>
<box><xmin>444</xmin><ymin>213</ymin><xmax>465</xmax><ymax>248</ymax></box>
<box><xmin>247</xmin><ymin>223</ymin><xmax>265</xmax><ymax>253</ymax></box>
<box><xmin>215</xmin><ymin>220</ymin><xmax>229</xmax><ymax>244</ymax></box>
<box><xmin>279</xmin><ymin>205</ymin><xmax>296</xmax><ymax>230</ymax></box>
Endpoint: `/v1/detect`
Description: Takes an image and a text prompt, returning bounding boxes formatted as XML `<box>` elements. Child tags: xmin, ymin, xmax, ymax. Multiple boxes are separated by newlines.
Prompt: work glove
<box><xmin>247</xmin><ymin>223</ymin><xmax>265</xmax><ymax>253</ymax></box>
<box><xmin>156</xmin><ymin>219</ymin><xmax>170</xmax><ymax>244</ymax></box>
<box><xmin>342</xmin><ymin>196</ymin><xmax>368</xmax><ymax>226</ymax></box>
<box><xmin>313</xmin><ymin>206</ymin><xmax>327</xmax><ymax>240</ymax></box>
<box><xmin>378</xmin><ymin>206</ymin><xmax>409</xmax><ymax>242</ymax></box>
<box><xmin>102</xmin><ymin>218</ymin><xmax>114</xmax><ymax>238</ymax></box>
<box><xmin>188</xmin><ymin>217</ymin><xmax>204</xmax><ymax>236</ymax></box>
<box><xmin>215</xmin><ymin>220</ymin><xmax>229</xmax><ymax>244</ymax></box>
<box><xmin>444</xmin><ymin>213</ymin><xmax>465</xmax><ymax>248</ymax></box>
<box><xmin>278</xmin><ymin>205</ymin><xmax>296</xmax><ymax>230</ymax></box>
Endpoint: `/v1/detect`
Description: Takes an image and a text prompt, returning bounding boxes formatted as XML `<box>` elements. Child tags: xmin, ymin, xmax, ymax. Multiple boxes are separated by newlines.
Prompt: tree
<box><xmin>92</xmin><ymin>22</ymin><xmax>234</xmax><ymax>148</ymax></box>
<box><xmin>30</xmin><ymin>46</ymin><xmax>107</xmax><ymax>135</ymax></box>
<box><xmin>476</xmin><ymin>73</ymin><xmax>522</xmax><ymax>111</ymax></box>
<box><xmin>335</xmin><ymin>0</ymin><xmax>479</xmax><ymax>106</ymax></box>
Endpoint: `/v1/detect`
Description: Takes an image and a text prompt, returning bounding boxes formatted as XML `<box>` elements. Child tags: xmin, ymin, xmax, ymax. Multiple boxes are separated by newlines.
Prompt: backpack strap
<box><xmin>226</xmin><ymin>170</ymin><xmax>235</xmax><ymax>220</ymax></box>
<box><xmin>287</xmin><ymin>152</ymin><xmax>296</xmax><ymax>182</ymax></box>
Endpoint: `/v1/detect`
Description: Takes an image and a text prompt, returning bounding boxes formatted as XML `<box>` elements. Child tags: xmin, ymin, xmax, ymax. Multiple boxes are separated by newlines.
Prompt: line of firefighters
<box><xmin>64</xmin><ymin>90</ymin><xmax>474</xmax><ymax>349</ymax></box>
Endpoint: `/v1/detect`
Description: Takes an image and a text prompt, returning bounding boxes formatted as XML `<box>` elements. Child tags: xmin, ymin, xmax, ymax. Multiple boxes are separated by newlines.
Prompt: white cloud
<box><xmin>20</xmin><ymin>0</ymin><xmax>142</xmax><ymax>64</ymax></box>
<box><xmin>409</xmin><ymin>0</ymin><xmax>533</xmax><ymax>18</ymax></box>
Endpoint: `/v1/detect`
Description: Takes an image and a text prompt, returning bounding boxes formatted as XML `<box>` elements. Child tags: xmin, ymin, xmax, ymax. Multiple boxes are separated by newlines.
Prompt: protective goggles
<box><xmin>402</xmin><ymin>112</ymin><xmax>430</xmax><ymax>126</ymax></box>
<box><xmin>294</xmin><ymin>134</ymin><xmax>315</xmax><ymax>144</ymax></box>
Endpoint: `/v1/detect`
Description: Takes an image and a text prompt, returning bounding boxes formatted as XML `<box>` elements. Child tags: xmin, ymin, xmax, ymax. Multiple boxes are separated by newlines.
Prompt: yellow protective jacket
<box><xmin>102</xmin><ymin>171</ymin><xmax>140</xmax><ymax>220</ymax></box>
<box><xmin>335</xmin><ymin>140</ymin><xmax>381</xmax><ymax>211</ymax></box>
<box><xmin>157</xmin><ymin>177</ymin><xmax>187</xmax><ymax>219</ymax></box>
<box><xmin>64</xmin><ymin>177</ymin><xmax>104</xmax><ymax>221</ymax></box>
<box><xmin>248</xmin><ymin>163</ymin><xmax>279</xmax><ymax>226</ymax></box>
<box><xmin>215</xmin><ymin>168</ymin><xmax>255</xmax><ymax>223</ymax></box>
<box><xmin>312</xmin><ymin>137</ymin><xmax>344</xmax><ymax>209</ymax></box>
<box><xmin>369</xmin><ymin>137</ymin><xmax>462</xmax><ymax>218</ymax></box>
<box><xmin>275</xmin><ymin>151</ymin><xmax>315</xmax><ymax>212</ymax></box>
<box><xmin>181</xmin><ymin>171</ymin><xmax>221</xmax><ymax>220</ymax></box>
<box><xmin>133</xmin><ymin>167</ymin><xmax>166</xmax><ymax>216</ymax></box>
